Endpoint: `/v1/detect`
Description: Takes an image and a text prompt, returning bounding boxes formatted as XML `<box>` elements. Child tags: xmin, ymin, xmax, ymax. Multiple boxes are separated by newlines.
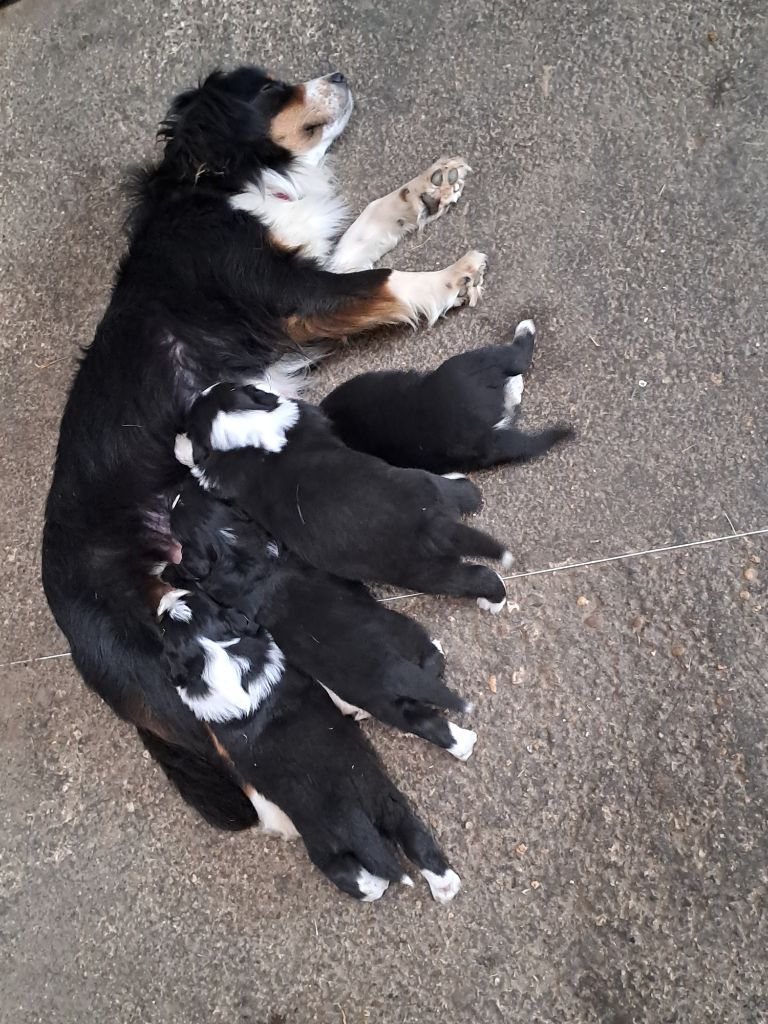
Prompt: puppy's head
<box><xmin>176</xmin><ymin>383</ymin><xmax>299</xmax><ymax>466</ymax></box>
<box><xmin>159</xmin><ymin>65</ymin><xmax>353</xmax><ymax>186</ymax></box>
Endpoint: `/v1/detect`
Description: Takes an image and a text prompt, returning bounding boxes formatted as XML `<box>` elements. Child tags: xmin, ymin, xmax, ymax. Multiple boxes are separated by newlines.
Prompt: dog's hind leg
<box><xmin>329</xmin><ymin>158</ymin><xmax>472</xmax><ymax>272</ymax></box>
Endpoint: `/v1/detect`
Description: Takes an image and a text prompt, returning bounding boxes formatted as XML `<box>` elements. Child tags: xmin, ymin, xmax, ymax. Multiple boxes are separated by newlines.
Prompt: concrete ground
<box><xmin>1</xmin><ymin>0</ymin><xmax>766</xmax><ymax>1020</ymax></box>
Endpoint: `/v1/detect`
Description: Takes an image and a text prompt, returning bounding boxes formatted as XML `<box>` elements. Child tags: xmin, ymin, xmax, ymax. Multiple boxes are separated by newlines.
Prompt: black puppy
<box><xmin>165</xmin><ymin>481</ymin><xmax>478</xmax><ymax>759</ymax></box>
<box><xmin>321</xmin><ymin>319</ymin><xmax>573</xmax><ymax>473</ymax></box>
<box><xmin>175</xmin><ymin>385</ymin><xmax>511</xmax><ymax>612</ymax></box>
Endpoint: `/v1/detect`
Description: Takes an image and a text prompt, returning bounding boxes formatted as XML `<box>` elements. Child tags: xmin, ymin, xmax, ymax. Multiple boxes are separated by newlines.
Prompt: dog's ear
<box><xmin>158</xmin><ymin>73</ymin><xmax>262</xmax><ymax>183</ymax></box>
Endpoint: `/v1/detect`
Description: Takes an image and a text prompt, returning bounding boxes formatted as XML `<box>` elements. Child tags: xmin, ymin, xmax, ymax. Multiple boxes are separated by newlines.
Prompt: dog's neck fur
<box><xmin>229</xmin><ymin>157</ymin><xmax>351</xmax><ymax>264</ymax></box>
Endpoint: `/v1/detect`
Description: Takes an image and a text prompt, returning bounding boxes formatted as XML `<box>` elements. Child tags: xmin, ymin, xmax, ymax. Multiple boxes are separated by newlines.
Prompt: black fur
<box><xmin>183</xmin><ymin>383</ymin><xmax>509</xmax><ymax>606</ymax></box>
<box><xmin>321</xmin><ymin>322</ymin><xmax>574</xmax><ymax>473</ymax></box>
<box><xmin>41</xmin><ymin>67</ymin><xmax>454</xmax><ymax>896</ymax></box>
<box><xmin>165</xmin><ymin>480</ymin><xmax>470</xmax><ymax>754</ymax></box>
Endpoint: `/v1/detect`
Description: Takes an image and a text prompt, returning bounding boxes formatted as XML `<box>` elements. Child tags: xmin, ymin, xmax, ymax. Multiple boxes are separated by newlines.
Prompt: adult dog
<box><xmin>42</xmin><ymin>66</ymin><xmax>485</xmax><ymax>900</ymax></box>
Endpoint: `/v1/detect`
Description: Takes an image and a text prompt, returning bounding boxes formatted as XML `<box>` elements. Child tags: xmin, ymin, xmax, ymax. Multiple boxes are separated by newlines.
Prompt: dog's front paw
<box><xmin>405</xmin><ymin>157</ymin><xmax>471</xmax><ymax>226</ymax></box>
<box><xmin>447</xmin><ymin>251</ymin><xmax>487</xmax><ymax>309</ymax></box>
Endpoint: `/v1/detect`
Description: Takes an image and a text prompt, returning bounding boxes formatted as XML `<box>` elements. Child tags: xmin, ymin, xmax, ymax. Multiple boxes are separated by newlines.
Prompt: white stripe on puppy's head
<box><xmin>208</xmin><ymin>395</ymin><xmax>299</xmax><ymax>453</ymax></box>
<box><xmin>182</xmin><ymin>383</ymin><xmax>300</xmax><ymax>463</ymax></box>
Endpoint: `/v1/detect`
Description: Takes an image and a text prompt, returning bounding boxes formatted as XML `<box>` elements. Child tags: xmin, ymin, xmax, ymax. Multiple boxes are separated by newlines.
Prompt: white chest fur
<box><xmin>229</xmin><ymin>160</ymin><xmax>350</xmax><ymax>265</ymax></box>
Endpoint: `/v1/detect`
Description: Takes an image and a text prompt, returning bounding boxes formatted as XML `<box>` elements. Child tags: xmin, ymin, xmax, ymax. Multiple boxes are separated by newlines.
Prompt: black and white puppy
<box><xmin>321</xmin><ymin>320</ymin><xmax>573</xmax><ymax>473</ymax></box>
<box><xmin>175</xmin><ymin>384</ymin><xmax>512</xmax><ymax>612</ymax></box>
<box><xmin>165</xmin><ymin>481</ymin><xmax>477</xmax><ymax>760</ymax></box>
<box><xmin>157</xmin><ymin>583</ymin><xmax>461</xmax><ymax>900</ymax></box>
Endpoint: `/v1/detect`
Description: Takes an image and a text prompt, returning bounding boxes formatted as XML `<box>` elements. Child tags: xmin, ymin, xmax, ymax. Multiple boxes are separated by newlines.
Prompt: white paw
<box><xmin>422</xmin><ymin>868</ymin><xmax>461</xmax><ymax>904</ymax></box>
<box><xmin>431</xmin><ymin>638</ymin><xmax>445</xmax><ymax>655</ymax></box>
<box><xmin>447</xmin><ymin>723</ymin><xmax>477</xmax><ymax>761</ymax></box>
<box><xmin>501</xmin><ymin>550</ymin><xmax>514</xmax><ymax>570</ymax></box>
<box><xmin>405</xmin><ymin>157</ymin><xmax>471</xmax><ymax>227</ymax></box>
<box><xmin>442</xmin><ymin>472</ymin><xmax>467</xmax><ymax>480</ymax></box>
<box><xmin>357</xmin><ymin>868</ymin><xmax>390</xmax><ymax>902</ymax></box>
<box><xmin>477</xmin><ymin>572</ymin><xmax>507</xmax><ymax>614</ymax></box>
<box><xmin>447</xmin><ymin>251</ymin><xmax>487</xmax><ymax>309</ymax></box>
<box><xmin>514</xmin><ymin>318</ymin><xmax>536</xmax><ymax>341</ymax></box>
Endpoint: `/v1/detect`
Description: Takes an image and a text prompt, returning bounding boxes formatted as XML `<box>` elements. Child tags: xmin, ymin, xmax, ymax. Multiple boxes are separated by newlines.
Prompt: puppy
<box><xmin>321</xmin><ymin>319</ymin><xmax>573</xmax><ymax>473</ymax></box>
<box><xmin>165</xmin><ymin>481</ymin><xmax>477</xmax><ymax>760</ymax></box>
<box><xmin>175</xmin><ymin>384</ymin><xmax>511</xmax><ymax>612</ymax></box>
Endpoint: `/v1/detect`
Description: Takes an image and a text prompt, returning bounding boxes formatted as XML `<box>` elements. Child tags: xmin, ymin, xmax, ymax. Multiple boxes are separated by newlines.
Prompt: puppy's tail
<box><xmin>490</xmin><ymin>424</ymin><xmax>574</xmax><ymax>465</ymax></box>
<box><xmin>396</xmin><ymin>664</ymin><xmax>470</xmax><ymax>714</ymax></box>
<box><xmin>137</xmin><ymin>728</ymin><xmax>258</xmax><ymax>831</ymax></box>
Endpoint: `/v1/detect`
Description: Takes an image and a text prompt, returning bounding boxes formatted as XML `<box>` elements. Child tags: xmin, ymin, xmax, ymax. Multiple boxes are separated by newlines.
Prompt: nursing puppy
<box><xmin>165</xmin><ymin>481</ymin><xmax>477</xmax><ymax>760</ymax></box>
<box><xmin>176</xmin><ymin>384</ymin><xmax>511</xmax><ymax>612</ymax></box>
<box><xmin>322</xmin><ymin>319</ymin><xmax>573</xmax><ymax>473</ymax></box>
<box><xmin>158</xmin><ymin>581</ymin><xmax>461</xmax><ymax>900</ymax></box>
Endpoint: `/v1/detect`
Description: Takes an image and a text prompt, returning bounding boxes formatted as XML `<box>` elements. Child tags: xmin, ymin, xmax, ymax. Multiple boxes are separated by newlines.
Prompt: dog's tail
<box><xmin>137</xmin><ymin>728</ymin><xmax>258</xmax><ymax>831</ymax></box>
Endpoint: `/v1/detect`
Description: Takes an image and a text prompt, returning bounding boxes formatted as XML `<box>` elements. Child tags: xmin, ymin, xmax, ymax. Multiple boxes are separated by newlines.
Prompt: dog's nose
<box><xmin>328</xmin><ymin>72</ymin><xmax>347</xmax><ymax>85</ymax></box>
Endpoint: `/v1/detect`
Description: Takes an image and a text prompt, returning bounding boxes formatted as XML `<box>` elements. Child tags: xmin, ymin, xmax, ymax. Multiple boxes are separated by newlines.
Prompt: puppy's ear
<box><xmin>241</xmin><ymin>385</ymin><xmax>280</xmax><ymax>411</ymax></box>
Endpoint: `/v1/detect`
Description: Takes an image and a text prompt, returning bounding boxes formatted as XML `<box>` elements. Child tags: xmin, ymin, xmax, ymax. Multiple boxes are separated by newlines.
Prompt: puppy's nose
<box><xmin>328</xmin><ymin>72</ymin><xmax>347</xmax><ymax>85</ymax></box>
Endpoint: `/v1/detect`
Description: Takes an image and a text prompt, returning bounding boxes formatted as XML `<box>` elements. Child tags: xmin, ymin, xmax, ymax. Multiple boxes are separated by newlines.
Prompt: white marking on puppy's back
<box><xmin>209</xmin><ymin>397</ymin><xmax>299</xmax><ymax>454</ymax></box>
<box><xmin>179</xmin><ymin>637</ymin><xmax>253</xmax><ymax>723</ymax></box>
<box><xmin>247</xmin><ymin>639</ymin><xmax>285</xmax><ymax>706</ymax></box>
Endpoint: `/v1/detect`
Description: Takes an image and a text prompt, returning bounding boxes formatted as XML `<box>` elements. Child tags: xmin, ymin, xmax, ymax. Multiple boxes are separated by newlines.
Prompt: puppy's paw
<box><xmin>447</xmin><ymin>251</ymin><xmax>487</xmax><ymax>309</ymax></box>
<box><xmin>405</xmin><ymin>157</ymin><xmax>471</xmax><ymax>226</ymax></box>
<box><xmin>422</xmin><ymin>868</ymin><xmax>462</xmax><ymax>904</ymax></box>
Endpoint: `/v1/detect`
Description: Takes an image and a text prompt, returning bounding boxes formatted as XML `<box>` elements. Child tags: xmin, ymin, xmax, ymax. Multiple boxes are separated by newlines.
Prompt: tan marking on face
<box><xmin>269</xmin><ymin>81</ymin><xmax>340</xmax><ymax>155</ymax></box>
<box><xmin>270</xmin><ymin>85</ymin><xmax>318</xmax><ymax>154</ymax></box>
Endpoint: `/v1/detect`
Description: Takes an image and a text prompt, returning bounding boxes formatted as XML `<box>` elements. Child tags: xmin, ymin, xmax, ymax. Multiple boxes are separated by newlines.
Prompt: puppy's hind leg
<box><xmin>395</xmin><ymin>702</ymin><xmax>478</xmax><ymax>762</ymax></box>
<box><xmin>408</xmin><ymin>560</ymin><xmax>509</xmax><ymax>614</ymax></box>
<box><xmin>381</xmin><ymin>798</ymin><xmax>462</xmax><ymax>904</ymax></box>
<box><xmin>435</xmin><ymin>474</ymin><xmax>484</xmax><ymax>515</ymax></box>
<box><xmin>445</xmin><ymin>521</ymin><xmax>511</xmax><ymax>566</ymax></box>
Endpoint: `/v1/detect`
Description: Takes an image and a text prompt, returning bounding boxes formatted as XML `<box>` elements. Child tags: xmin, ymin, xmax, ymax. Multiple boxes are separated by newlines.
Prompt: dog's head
<box><xmin>159</xmin><ymin>65</ymin><xmax>353</xmax><ymax>187</ymax></box>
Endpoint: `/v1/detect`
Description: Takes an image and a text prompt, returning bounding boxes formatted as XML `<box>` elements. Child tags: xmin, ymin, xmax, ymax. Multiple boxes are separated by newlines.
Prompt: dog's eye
<box><xmin>303</xmin><ymin>122</ymin><xmax>324</xmax><ymax>134</ymax></box>
<box><xmin>260</xmin><ymin>81</ymin><xmax>278</xmax><ymax>93</ymax></box>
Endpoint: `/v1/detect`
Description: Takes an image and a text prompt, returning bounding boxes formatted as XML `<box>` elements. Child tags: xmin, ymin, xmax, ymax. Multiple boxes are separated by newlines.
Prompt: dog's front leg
<box><xmin>328</xmin><ymin>158</ymin><xmax>471</xmax><ymax>272</ymax></box>
<box><xmin>282</xmin><ymin>251</ymin><xmax>487</xmax><ymax>343</ymax></box>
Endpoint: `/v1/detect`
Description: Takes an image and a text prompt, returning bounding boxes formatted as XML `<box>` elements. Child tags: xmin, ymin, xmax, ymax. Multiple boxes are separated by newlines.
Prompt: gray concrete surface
<box><xmin>1</xmin><ymin>0</ymin><xmax>766</xmax><ymax>1021</ymax></box>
